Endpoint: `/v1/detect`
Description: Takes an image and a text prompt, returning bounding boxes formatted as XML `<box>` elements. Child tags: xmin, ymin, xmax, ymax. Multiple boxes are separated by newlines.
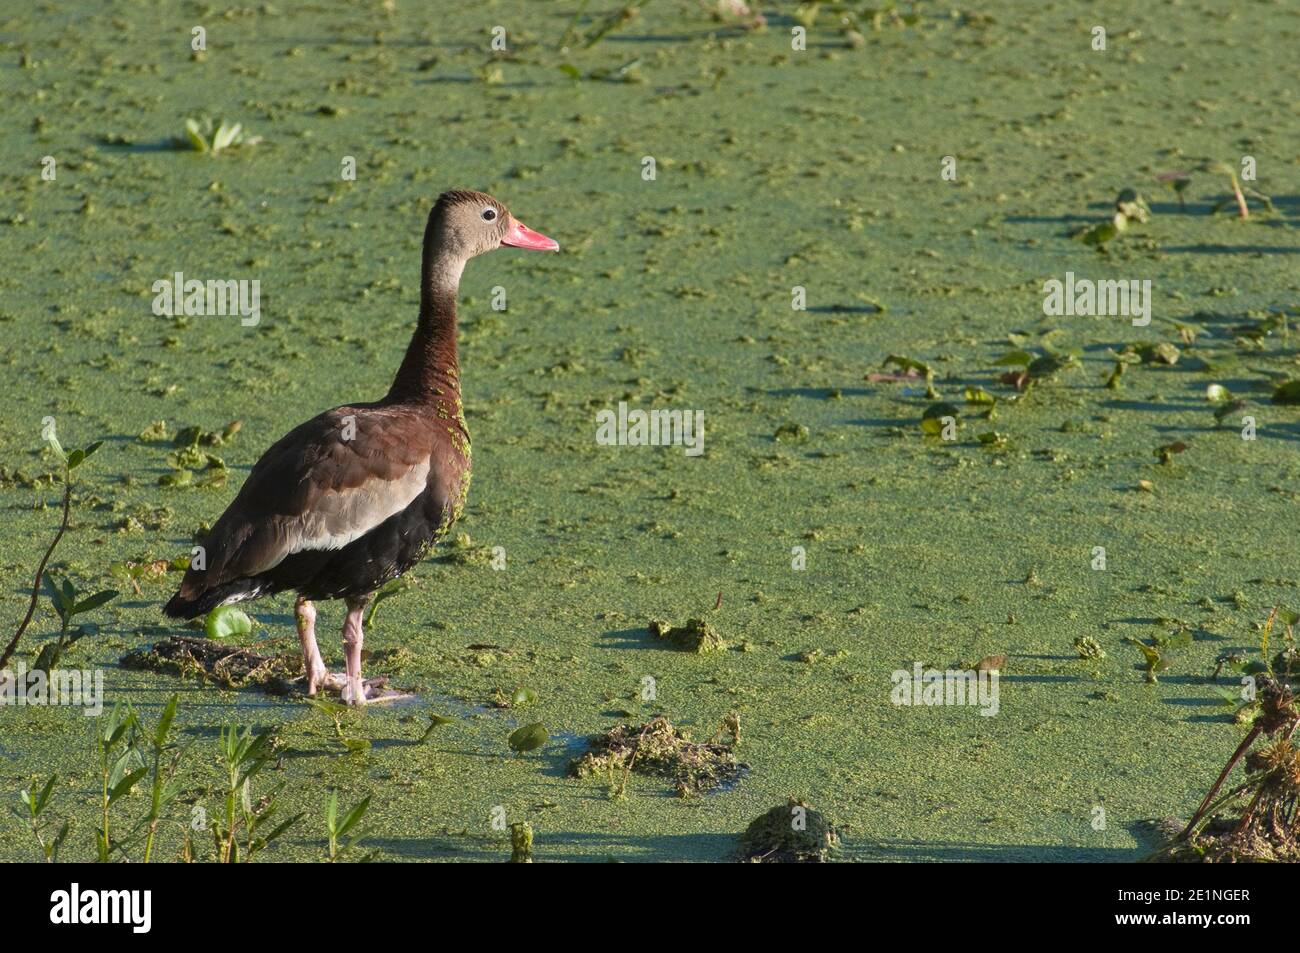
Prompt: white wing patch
<box><xmin>268</xmin><ymin>460</ymin><xmax>430</xmax><ymax>567</ymax></box>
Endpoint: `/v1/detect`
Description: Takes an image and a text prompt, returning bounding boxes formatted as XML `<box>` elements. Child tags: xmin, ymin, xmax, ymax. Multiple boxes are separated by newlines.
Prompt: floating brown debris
<box><xmin>568</xmin><ymin>715</ymin><xmax>745</xmax><ymax>797</ymax></box>
<box><xmin>1149</xmin><ymin>676</ymin><xmax>1300</xmax><ymax>861</ymax></box>
<box><xmin>738</xmin><ymin>797</ymin><xmax>841</xmax><ymax>863</ymax></box>
<box><xmin>121</xmin><ymin>635</ymin><xmax>303</xmax><ymax>693</ymax></box>
<box><xmin>648</xmin><ymin>617</ymin><xmax>726</xmax><ymax>654</ymax></box>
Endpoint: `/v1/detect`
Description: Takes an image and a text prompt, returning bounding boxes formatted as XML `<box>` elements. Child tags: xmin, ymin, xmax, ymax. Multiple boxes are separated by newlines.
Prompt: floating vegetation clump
<box><xmin>738</xmin><ymin>797</ymin><xmax>841</xmax><ymax>863</ymax></box>
<box><xmin>1150</xmin><ymin>677</ymin><xmax>1300</xmax><ymax>861</ymax></box>
<box><xmin>648</xmin><ymin>617</ymin><xmax>726</xmax><ymax>653</ymax></box>
<box><xmin>172</xmin><ymin>118</ymin><xmax>261</xmax><ymax>154</ymax></box>
<box><xmin>509</xmin><ymin>821</ymin><xmax>534</xmax><ymax>863</ymax></box>
<box><xmin>1073</xmin><ymin>636</ymin><xmax>1105</xmax><ymax>660</ymax></box>
<box><xmin>568</xmin><ymin>715</ymin><xmax>744</xmax><ymax>797</ymax></box>
<box><xmin>121</xmin><ymin>635</ymin><xmax>302</xmax><ymax>693</ymax></box>
<box><xmin>435</xmin><ymin>532</ymin><xmax>495</xmax><ymax>567</ymax></box>
<box><xmin>1071</xmin><ymin>186</ymin><xmax>1151</xmax><ymax>248</ymax></box>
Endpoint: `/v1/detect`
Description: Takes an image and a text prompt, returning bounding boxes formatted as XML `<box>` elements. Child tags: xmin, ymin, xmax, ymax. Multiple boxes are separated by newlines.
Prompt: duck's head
<box><xmin>430</xmin><ymin>189</ymin><xmax>559</xmax><ymax>260</ymax></box>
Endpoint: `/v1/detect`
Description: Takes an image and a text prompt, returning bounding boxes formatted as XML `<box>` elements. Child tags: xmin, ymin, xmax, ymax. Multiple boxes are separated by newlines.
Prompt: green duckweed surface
<box><xmin>1</xmin><ymin>0</ymin><xmax>1298</xmax><ymax>861</ymax></box>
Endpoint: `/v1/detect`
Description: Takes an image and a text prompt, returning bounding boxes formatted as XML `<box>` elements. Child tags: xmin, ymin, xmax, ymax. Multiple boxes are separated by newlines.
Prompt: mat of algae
<box><xmin>0</xmin><ymin>1</ymin><xmax>1298</xmax><ymax>861</ymax></box>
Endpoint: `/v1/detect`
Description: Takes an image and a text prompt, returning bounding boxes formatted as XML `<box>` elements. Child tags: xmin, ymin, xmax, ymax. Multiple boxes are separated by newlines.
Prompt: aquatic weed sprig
<box><xmin>33</xmin><ymin>575</ymin><xmax>117</xmax><ymax>674</ymax></box>
<box><xmin>0</xmin><ymin>434</ymin><xmax>105</xmax><ymax>671</ymax></box>
<box><xmin>325</xmin><ymin>791</ymin><xmax>372</xmax><ymax>862</ymax></box>
<box><xmin>173</xmin><ymin>118</ymin><xmax>261</xmax><ymax>155</ymax></box>
<box><xmin>212</xmin><ymin>725</ymin><xmax>301</xmax><ymax>863</ymax></box>
<box><xmin>12</xmin><ymin>775</ymin><xmax>70</xmax><ymax>862</ymax></box>
<box><xmin>96</xmin><ymin>702</ymin><xmax>144</xmax><ymax>862</ymax></box>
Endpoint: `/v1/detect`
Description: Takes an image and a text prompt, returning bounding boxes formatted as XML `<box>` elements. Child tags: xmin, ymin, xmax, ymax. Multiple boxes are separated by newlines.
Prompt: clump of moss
<box><xmin>568</xmin><ymin>715</ymin><xmax>745</xmax><ymax>797</ymax></box>
<box><xmin>509</xmin><ymin>821</ymin><xmax>533</xmax><ymax>863</ymax></box>
<box><xmin>436</xmin><ymin>532</ymin><xmax>495</xmax><ymax>567</ymax></box>
<box><xmin>1149</xmin><ymin>677</ymin><xmax>1300</xmax><ymax>861</ymax></box>
<box><xmin>368</xmin><ymin>645</ymin><xmax>414</xmax><ymax>673</ymax></box>
<box><xmin>738</xmin><ymin>797</ymin><xmax>841</xmax><ymax>863</ymax></box>
<box><xmin>648</xmin><ymin>617</ymin><xmax>726</xmax><ymax>653</ymax></box>
<box><xmin>1073</xmin><ymin>635</ymin><xmax>1106</xmax><ymax>660</ymax></box>
<box><xmin>121</xmin><ymin>635</ymin><xmax>302</xmax><ymax>693</ymax></box>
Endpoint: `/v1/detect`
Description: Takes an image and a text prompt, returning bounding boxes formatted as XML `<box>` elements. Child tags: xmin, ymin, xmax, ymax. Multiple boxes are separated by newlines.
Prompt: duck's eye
<box><xmin>481</xmin><ymin>208</ymin><xmax>497</xmax><ymax>222</ymax></box>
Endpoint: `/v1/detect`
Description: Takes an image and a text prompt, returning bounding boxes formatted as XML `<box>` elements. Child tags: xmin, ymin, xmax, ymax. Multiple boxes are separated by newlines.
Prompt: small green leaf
<box><xmin>205</xmin><ymin>605</ymin><xmax>253</xmax><ymax>640</ymax></box>
<box><xmin>993</xmin><ymin>350</ymin><xmax>1034</xmax><ymax>367</ymax></box>
<box><xmin>920</xmin><ymin>402</ymin><xmax>960</xmax><ymax>435</ymax></box>
<box><xmin>184</xmin><ymin>117</ymin><xmax>208</xmax><ymax>152</ymax></box>
<box><xmin>72</xmin><ymin>589</ymin><xmax>118</xmax><ymax>617</ymax></box>
<box><xmin>419</xmin><ymin>712</ymin><xmax>455</xmax><ymax>742</ymax></box>
<box><xmin>109</xmin><ymin>766</ymin><xmax>149</xmax><ymax>803</ymax></box>
<box><xmin>508</xmin><ymin>722</ymin><xmax>549</xmax><ymax>753</ymax></box>
<box><xmin>335</xmin><ymin>795</ymin><xmax>371</xmax><ymax>838</ymax></box>
<box><xmin>212</xmin><ymin>121</ymin><xmax>242</xmax><ymax>152</ymax></box>
<box><xmin>155</xmin><ymin>693</ymin><xmax>179</xmax><ymax>747</ymax></box>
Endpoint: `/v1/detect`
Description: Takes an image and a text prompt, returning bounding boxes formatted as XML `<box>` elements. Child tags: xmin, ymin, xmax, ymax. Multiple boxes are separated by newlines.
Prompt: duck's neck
<box><xmin>386</xmin><ymin>221</ymin><xmax>464</xmax><ymax>404</ymax></box>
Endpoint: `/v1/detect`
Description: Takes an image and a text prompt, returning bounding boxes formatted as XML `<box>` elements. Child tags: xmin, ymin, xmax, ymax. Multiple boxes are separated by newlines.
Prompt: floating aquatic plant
<box><xmin>648</xmin><ymin>617</ymin><xmax>726</xmax><ymax>653</ymax></box>
<box><xmin>122</xmin><ymin>635</ymin><xmax>303</xmax><ymax>692</ymax></box>
<box><xmin>877</xmin><ymin>354</ymin><xmax>938</xmax><ymax>398</ymax></box>
<box><xmin>1114</xmin><ymin>187</ymin><xmax>1150</xmax><ymax>224</ymax></box>
<box><xmin>174</xmin><ymin>118</ymin><xmax>261</xmax><ymax>154</ymax></box>
<box><xmin>558</xmin><ymin>59</ymin><xmax>643</xmax><ymax>83</ymax></box>
<box><xmin>1073</xmin><ymin>635</ymin><xmax>1106</xmax><ymax>661</ymax></box>
<box><xmin>569</xmin><ymin>715</ymin><xmax>744</xmax><ymax>798</ymax></box>
<box><xmin>920</xmin><ymin>401</ymin><xmax>959</xmax><ymax>435</ymax></box>
<box><xmin>509</xmin><ymin>821</ymin><xmax>534</xmax><ymax>863</ymax></box>
<box><xmin>110</xmin><ymin>554</ymin><xmax>188</xmax><ymax>594</ymax></box>
<box><xmin>994</xmin><ymin>346</ymin><xmax>1079</xmax><ymax>391</ymax></box>
<box><xmin>204</xmin><ymin>604</ymin><xmax>253</xmax><ymax>641</ymax></box>
<box><xmin>738</xmin><ymin>797</ymin><xmax>841</xmax><ymax>863</ymax></box>
<box><xmin>1125</xmin><ymin>628</ymin><xmax>1190</xmax><ymax>683</ymax></box>
<box><xmin>508</xmin><ymin>722</ymin><xmax>550</xmax><ymax>753</ymax></box>
<box><xmin>1072</xmin><ymin>187</ymin><xmax>1151</xmax><ymax>249</ymax></box>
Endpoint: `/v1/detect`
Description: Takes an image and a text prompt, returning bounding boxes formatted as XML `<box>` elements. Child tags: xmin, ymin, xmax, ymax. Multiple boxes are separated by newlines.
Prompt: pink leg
<box><xmin>341</xmin><ymin>599</ymin><xmax>367</xmax><ymax>706</ymax></box>
<box><xmin>295</xmin><ymin>596</ymin><xmax>329</xmax><ymax>696</ymax></box>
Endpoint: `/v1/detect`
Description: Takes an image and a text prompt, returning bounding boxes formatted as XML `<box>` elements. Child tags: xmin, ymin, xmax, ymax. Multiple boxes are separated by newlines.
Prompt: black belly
<box><xmin>259</xmin><ymin>487</ymin><xmax>455</xmax><ymax>603</ymax></box>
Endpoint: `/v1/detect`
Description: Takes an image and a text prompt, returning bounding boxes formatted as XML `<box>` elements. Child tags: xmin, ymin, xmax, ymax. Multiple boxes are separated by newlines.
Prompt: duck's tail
<box><xmin>162</xmin><ymin>579</ymin><xmax>256</xmax><ymax>620</ymax></box>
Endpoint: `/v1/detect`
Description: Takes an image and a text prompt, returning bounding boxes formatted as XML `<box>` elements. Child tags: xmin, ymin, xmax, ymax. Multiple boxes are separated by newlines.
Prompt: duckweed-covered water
<box><xmin>1</xmin><ymin>0</ymin><xmax>1298</xmax><ymax>861</ymax></box>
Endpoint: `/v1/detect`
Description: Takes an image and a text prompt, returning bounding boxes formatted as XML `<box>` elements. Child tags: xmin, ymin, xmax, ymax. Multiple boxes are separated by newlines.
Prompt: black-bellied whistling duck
<box><xmin>164</xmin><ymin>189</ymin><xmax>558</xmax><ymax>705</ymax></box>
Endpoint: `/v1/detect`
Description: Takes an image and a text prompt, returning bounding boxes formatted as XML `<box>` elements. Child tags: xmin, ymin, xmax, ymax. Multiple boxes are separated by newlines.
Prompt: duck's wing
<box><xmin>163</xmin><ymin>405</ymin><xmax>434</xmax><ymax>617</ymax></box>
